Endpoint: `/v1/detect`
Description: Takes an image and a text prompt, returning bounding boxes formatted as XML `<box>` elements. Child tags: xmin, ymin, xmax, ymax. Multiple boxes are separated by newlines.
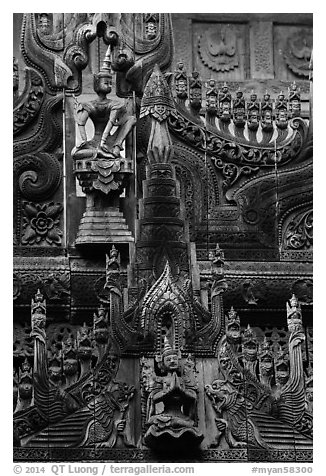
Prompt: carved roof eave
<box><xmin>167</xmin><ymin>102</ymin><xmax>311</xmax><ymax>189</ymax></box>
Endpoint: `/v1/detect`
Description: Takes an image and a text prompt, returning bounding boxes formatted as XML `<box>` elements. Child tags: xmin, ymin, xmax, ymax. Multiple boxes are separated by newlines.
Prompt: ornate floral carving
<box><xmin>21</xmin><ymin>202</ymin><xmax>63</xmax><ymax>246</ymax></box>
<box><xmin>198</xmin><ymin>25</ymin><xmax>239</xmax><ymax>72</ymax></box>
<box><xmin>284</xmin><ymin>209</ymin><xmax>312</xmax><ymax>250</ymax></box>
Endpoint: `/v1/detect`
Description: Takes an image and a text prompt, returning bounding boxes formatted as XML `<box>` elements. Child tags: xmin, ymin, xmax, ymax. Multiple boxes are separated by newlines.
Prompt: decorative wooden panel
<box><xmin>193</xmin><ymin>22</ymin><xmax>249</xmax><ymax>81</ymax></box>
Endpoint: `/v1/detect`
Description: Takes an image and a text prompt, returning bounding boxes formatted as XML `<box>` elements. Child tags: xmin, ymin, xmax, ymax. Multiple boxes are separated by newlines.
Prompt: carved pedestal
<box><xmin>73</xmin><ymin>154</ymin><xmax>134</xmax><ymax>246</ymax></box>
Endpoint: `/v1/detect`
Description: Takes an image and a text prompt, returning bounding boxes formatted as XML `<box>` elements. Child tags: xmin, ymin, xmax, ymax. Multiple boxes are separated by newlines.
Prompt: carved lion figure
<box><xmin>205</xmin><ymin>379</ymin><xmax>271</xmax><ymax>449</ymax></box>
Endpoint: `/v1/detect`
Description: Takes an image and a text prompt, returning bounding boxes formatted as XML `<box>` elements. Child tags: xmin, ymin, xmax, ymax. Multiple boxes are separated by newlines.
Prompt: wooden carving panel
<box><xmin>274</xmin><ymin>25</ymin><xmax>312</xmax><ymax>80</ymax></box>
<box><xmin>193</xmin><ymin>22</ymin><xmax>248</xmax><ymax>81</ymax></box>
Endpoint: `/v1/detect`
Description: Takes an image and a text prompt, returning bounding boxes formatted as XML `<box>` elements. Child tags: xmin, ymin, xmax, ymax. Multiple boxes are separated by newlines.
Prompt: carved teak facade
<box><xmin>13</xmin><ymin>13</ymin><xmax>313</xmax><ymax>462</ymax></box>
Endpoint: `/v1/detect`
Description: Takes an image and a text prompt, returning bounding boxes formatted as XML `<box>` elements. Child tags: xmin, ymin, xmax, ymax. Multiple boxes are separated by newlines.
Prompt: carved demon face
<box><xmin>243</xmin><ymin>341</ymin><xmax>258</xmax><ymax>360</ymax></box>
<box><xmin>19</xmin><ymin>379</ymin><xmax>33</xmax><ymax>399</ymax></box>
<box><xmin>260</xmin><ymin>356</ymin><xmax>273</xmax><ymax>375</ymax></box>
<box><xmin>275</xmin><ymin>364</ymin><xmax>289</xmax><ymax>385</ymax></box>
<box><xmin>226</xmin><ymin>323</ymin><xmax>241</xmax><ymax>344</ymax></box>
<box><xmin>205</xmin><ymin>379</ymin><xmax>234</xmax><ymax>413</ymax></box>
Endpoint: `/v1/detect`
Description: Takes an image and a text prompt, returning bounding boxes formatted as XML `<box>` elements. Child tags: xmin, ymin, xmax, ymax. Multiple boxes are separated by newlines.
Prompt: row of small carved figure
<box><xmin>173</xmin><ymin>63</ymin><xmax>301</xmax><ymax>121</ymax></box>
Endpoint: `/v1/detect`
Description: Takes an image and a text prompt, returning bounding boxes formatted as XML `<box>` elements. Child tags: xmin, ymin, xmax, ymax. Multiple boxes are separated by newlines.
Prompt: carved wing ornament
<box><xmin>283</xmin><ymin>209</ymin><xmax>313</xmax><ymax>250</ymax></box>
<box><xmin>120</xmin><ymin>14</ymin><xmax>174</xmax><ymax>93</ymax></box>
<box><xmin>13</xmin><ymin>68</ymin><xmax>45</xmax><ymax>136</ymax></box>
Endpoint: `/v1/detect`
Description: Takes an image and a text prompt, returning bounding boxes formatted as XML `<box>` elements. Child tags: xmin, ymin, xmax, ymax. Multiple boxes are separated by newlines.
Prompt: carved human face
<box><xmin>264</xmin><ymin>111</ymin><xmax>272</xmax><ymax>122</ymax></box>
<box><xmin>163</xmin><ymin>352</ymin><xmax>179</xmax><ymax>371</ymax></box>
<box><xmin>95</xmin><ymin>75</ymin><xmax>112</xmax><ymax>95</ymax></box>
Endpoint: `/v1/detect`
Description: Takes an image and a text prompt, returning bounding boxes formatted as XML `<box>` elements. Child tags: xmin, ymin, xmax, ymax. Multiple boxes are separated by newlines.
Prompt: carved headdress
<box><xmin>243</xmin><ymin>324</ymin><xmax>258</xmax><ymax>347</ymax></box>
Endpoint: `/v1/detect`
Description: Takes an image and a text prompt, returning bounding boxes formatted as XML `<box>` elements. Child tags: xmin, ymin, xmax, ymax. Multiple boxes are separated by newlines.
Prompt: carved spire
<box><xmin>140</xmin><ymin>64</ymin><xmax>176</xmax><ymax>164</ymax></box>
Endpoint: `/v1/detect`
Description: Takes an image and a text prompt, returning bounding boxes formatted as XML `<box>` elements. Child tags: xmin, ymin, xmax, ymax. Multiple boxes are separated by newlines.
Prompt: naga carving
<box><xmin>205</xmin><ymin>378</ymin><xmax>271</xmax><ymax>449</ymax></box>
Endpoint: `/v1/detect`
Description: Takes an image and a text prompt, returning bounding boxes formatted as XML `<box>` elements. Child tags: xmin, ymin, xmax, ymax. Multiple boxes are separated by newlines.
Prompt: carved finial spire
<box><xmin>101</xmin><ymin>46</ymin><xmax>112</xmax><ymax>73</ymax></box>
<box><xmin>162</xmin><ymin>336</ymin><xmax>174</xmax><ymax>357</ymax></box>
<box><xmin>140</xmin><ymin>65</ymin><xmax>176</xmax><ymax>164</ymax></box>
<box><xmin>140</xmin><ymin>64</ymin><xmax>175</xmax><ymax>122</ymax></box>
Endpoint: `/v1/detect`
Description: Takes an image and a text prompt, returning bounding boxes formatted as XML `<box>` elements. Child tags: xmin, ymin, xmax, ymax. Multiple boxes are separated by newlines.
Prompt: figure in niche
<box><xmin>72</xmin><ymin>46</ymin><xmax>136</xmax><ymax>159</ymax></box>
<box><xmin>143</xmin><ymin>338</ymin><xmax>203</xmax><ymax>451</ymax></box>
